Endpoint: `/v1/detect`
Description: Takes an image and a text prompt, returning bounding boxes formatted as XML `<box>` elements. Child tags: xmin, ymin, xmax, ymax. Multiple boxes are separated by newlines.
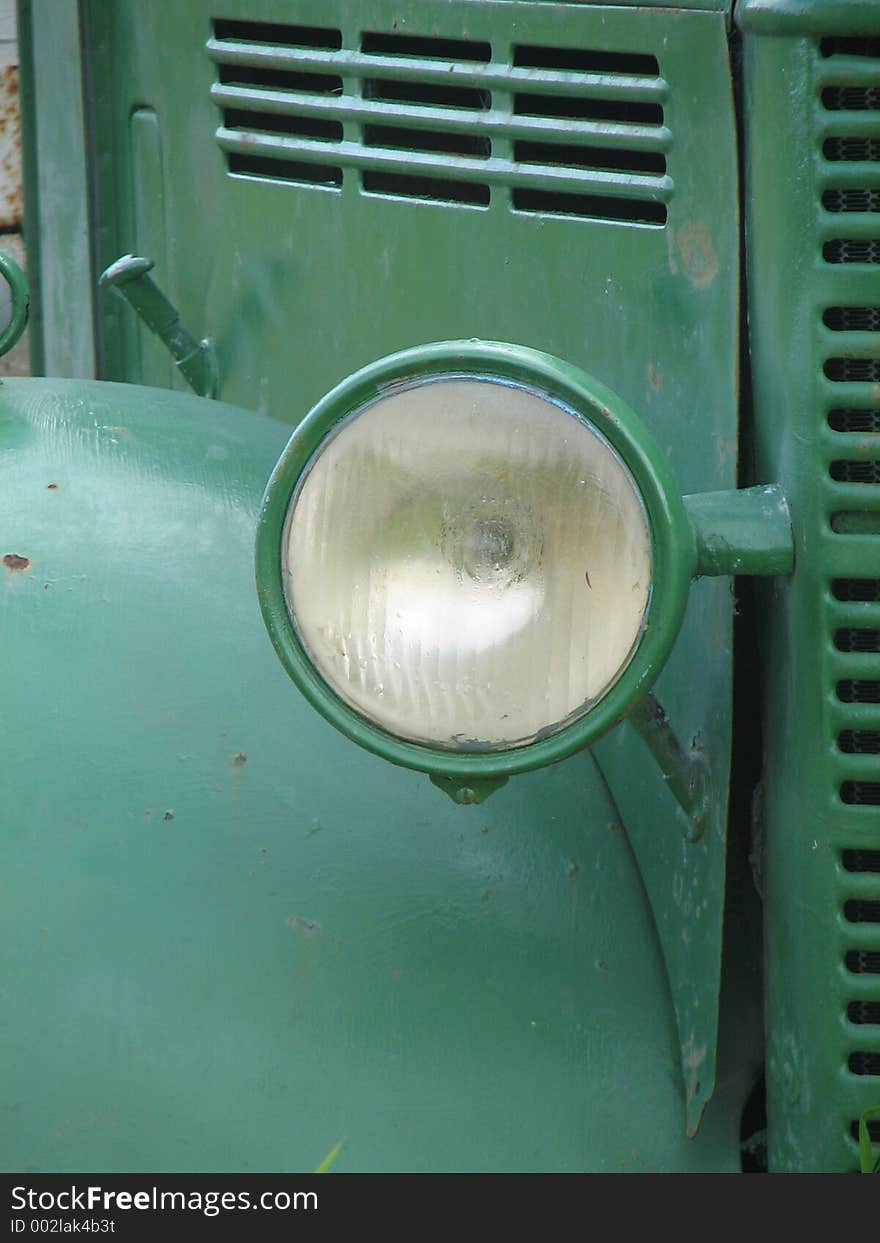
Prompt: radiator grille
<box><xmin>207</xmin><ymin>19</ymin><xmax>672</xmax><ymax>225</ymax></box>
<box><xmin>818</xmin><ymin>34</ymin><xmax>880</xmax><ymax>1169</ymax></box>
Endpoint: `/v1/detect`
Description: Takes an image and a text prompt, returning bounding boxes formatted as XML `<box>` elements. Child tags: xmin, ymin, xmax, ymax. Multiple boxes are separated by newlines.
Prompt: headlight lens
<box><xmin>283</xmin><ymin>375</ymin><xmax>651</xmax><ymax>751</ymax></box>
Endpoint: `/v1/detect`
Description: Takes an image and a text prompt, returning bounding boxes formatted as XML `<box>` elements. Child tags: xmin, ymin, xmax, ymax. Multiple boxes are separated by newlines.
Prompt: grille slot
<box><xmin>841</xmin><ymin>781</ymin><xmax>880</xmax><ymax>804</ymax></box>
<box><xmin>839</xmin><ymin>729</ymin><xmax>880</xmax><ymax>753</ymax></box>
<box><xmin>823</xmin><ymin>136</ymin><xmax>880</xmax><ymax>162</ymax></box>
<box><xmin>846</xmin><ymin>949</ymin><xmax>880</xmax><ymax>973</ymax></box>
<box><xmin>849</xmin><ymin>1000</ymin><xmax>880</xmax><ymax>1024</ymax></box>
<box><xmin>833</xmin><ymin>579</ymin><xmax>880</xmax><ymax>602</ymax></box>
<box><xmin>228</xmin><ymin>153</ymin><xmax>342</xmax><ymax>186</ymax></box>
<box><xmin>837</xmin><ymin>680</ymin><xmax>880</xmax><ymax>703</ymax></box>
<box><xmin>823</xmin><ymin>188</ymin><xmax>880</xmax><ymax>213</ymax></box>
<box><xmin>510</xmin><ymin>188</ymin><xmax>666</xmax><ymax>225</ymax></box>
<box><xmin>512</xmin><ymin>44</ymin><xmax>659</xmax><ymax>76</ymax></box>
<box><xmin>845</xmin><ymin>899</ymin><xmax>880</xmax><ymax>922</ymax></box>
<box><xmin>849</xmin><ymin>1052</ymin><xmax>880</xmax><ymax>1075</ymax></box>
<box><xmin>208</xmin><ymin>20</ymin><xmax>672</xmax><ymax>223</ymax></box>
<box><xmin>513</xmin><ymin>139</ymin><xmax>665</xmax><ymax>177</ymax></box>
<box><xmin>824</xmin><ymin>306</ymin><xmax>880</xmax><ymax>331</ymax></box>
<box><xmin>824</xmin><ymin>357</ymin><xmax>880</xmax><ymax>381</ymax></box>
<box><xmin>824</xmin><ymin>239</ymin><xmax>880</xmax><ymax>263</ymax></box>
<box><xmin>212</xmin><ymin>20</ymin><xmax>342</xmax><ymax>50</ymax></box>
<box><xmin>829</xmin><ymin>408</ymin><xmax>880</xmax><ymax>433</ymax></box>
<box><xmin>843</xmin><ymin>848</ymin><xmax>880</xmax><ymax>872</ymax></box>
<box><xmin>830</xmin><ymin>460</ymin><xmax>880</xmax><ymax>483</ymax></box>
<box><xmin>821</xmin><ymin>38</ymin><xmax>880</xmax><ymax>59</ymax></box>
<box><xmin>361</xmin><ymin>32</ymin><xmax>490</xmax><ymax>62</ymax></box>
<box><xmin>836</xmin><ymin>629</ymin><xmax>880</xmax><ymax>652</ymax></box>
<box><xmin>823</xmin><ymin>86</ymin><xmax>880</xmax><ymax>111</ymax></box>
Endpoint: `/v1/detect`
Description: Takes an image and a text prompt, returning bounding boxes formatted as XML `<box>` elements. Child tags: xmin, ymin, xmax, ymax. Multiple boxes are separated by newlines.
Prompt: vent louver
<box><xmin>207</xmin><ymin>20</ymin><xmax>672</xmax><ymax>225</ymax></box>
<box><xmin>819</xmin><ymin>34</ymin><xmax>880</xmax><ymax>1166</ymax></box>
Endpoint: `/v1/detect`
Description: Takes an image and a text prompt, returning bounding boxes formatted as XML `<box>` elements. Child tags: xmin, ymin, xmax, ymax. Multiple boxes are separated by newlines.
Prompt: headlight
<box><xmin>257</xmin><ymin>341</ymin><xmax>698</xmax><ymax>781</ymax></box>
<box><xmin>284</xmin><ymin>376</ymin><xmax>651</xmax><ymax>752</ymax></box>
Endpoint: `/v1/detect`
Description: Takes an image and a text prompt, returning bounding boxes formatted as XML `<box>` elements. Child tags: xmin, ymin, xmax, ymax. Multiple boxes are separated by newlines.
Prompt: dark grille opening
<box><xmin>512</xmin><ymin>187</ymin><xmax>666</xmax><ymax>225</ymax></box>
<box><xmin>824</xmin><ymin>306</ymin><xmax>880</xmax><ymax>331</ymax></box>
<box><xmin>833</xmin><ymin>578</ymin><xmax>880</xmax><ymax>602</ymax></box>
<box><xmin>846</xmin><ymin>949</ymin><xmax>880</xmax><ymax>973</ymax></box>
<box><xmin>839</xmin><ymin>729</ymin><xmax>880</xmax><ymax>753</ymax></box>
<box><xmin>843</xmin><ymin>848</ymin><xmax>880</xmax><ymax>871</ymax></box>
<box><xmin>513</xmin><ymin>91</ymin><xmax>663</xmax><ymax>127</ymax></box>
<box><xmin>823</xmin><ymin>136</ymin><xmax>880</xmax><ymax>162</ymax></box>
<box><xmin>824</xmin><ymin>239</ymin><xmax>880</xmax><ymax>264</ymax></box>
<box><xmin>227</xmin><ymin>153</ymin><xmax>342</xmax><ymax>186</ymax></box>
<box><xmin>363</xmin><ymin>77</ymin><xmax>490</xmax><ymax>111</ymax></box>
<box><xmin>513</xmin><ymin>44</ymin><xmax>659</xmax><ymax>77</ymax></box>
<box><xmin>825</xmin><ymin>357</ymin><xmax>880</xmax><ymax>381</ymax></box>
<box><xmin>849</xmin><ymin>1051</ymin><xmax>880</xmax><ymax>1075</ymax></box>
<box><xmin>849</xmin><ymin>1000</ymin><xmax>880</xmax><ymax>1024</ymax></box>
<box><xmin>218</xmin><ymin>62</ymin><xmax>342</xmax><ymax>95</ymax></box>
<box><xmin>830</xmin><ymin>459</ymin><xmax>880</xmax><ymax>483</ymax></box>
<box><xmin>514</xmin><ymin>139</ymin><xmax>665</xmax><ymax>177</ymax></box>
<box><xmin>821</xmin><ymin>37</ymin><xmax>880</xmax><ymax>59</ymax></box>
<box><xmin>221</xmin><ymin>109</ymin><xmax>342</xmax><ymax>142</ymax></box>
<box><xmin>213</xmin><ymin>20</ymin><xmax>343</xmax><ymax>50</ymax></box>
<box><xmin>829</xmin><ymin>407</ymin><xmax>880</xmax><ymax>433</ymax></box>
<box><xmin>845</xmin><ymin>899</ymin><xmax>880</xmax><ymax>922</ymax></box>
<box><xmin>363</xmin><ymin>124</ymin><xmax>490</xmax><ymax>159</ymax></box>
<box><xmin>823</xmin><ymin>85</ymin><xmax>880</xmax><ymax>111</ymax></box>
<box><xmin>361</xmin><ymin>170</ymin><xmax>489</xmax><ymax>207</ymax></box>
<box><xmin>824</xmin><ymin>187</ymin><xmax>880</xmax><ymax>213</ymax></box>
<box><xmin>850</xmin><ymin>1117</ymin><xmax>880</xmax><ymax>1143</ymax></box>
<box><xmin>837</xmin><ymin>679</ymin><xmax>880</xmax><ymax>703</ymax></box>
<box><xmin>361</xmin><ymin>32</ymin><xmax>491</xmax><ymax>62</ymax></box>
<box><xmin>841</xmin><ymin>780</ymin><xmax>880</xmax><ymax>803</ymax></box>
<box><xmin>836</xmin><ymin>629</ymin><xmax>880</xmax><ymax>652</ymax></box>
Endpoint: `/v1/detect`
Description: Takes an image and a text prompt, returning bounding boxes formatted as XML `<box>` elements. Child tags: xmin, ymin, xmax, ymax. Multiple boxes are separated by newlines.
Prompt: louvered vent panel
<box><xmin>207</xmin><ymin>20</ymin><xmax>672</xmax><ymax>225</ymax></box>
<box><xmin>818</xmin><ymin>34</ymin><xmax>880</xmax><ymax>1163</ymax></box>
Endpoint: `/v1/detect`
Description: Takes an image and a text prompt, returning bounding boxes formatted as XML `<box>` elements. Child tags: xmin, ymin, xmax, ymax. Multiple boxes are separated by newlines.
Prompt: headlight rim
<box><xmin>256</xmin><ymin>340</ymin><xmax>694</xmax><ymax>779</ymax></box>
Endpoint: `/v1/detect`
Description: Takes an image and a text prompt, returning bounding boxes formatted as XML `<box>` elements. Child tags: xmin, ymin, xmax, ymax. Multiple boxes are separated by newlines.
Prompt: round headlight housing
<box><xmin>257</xmin><ymin>342</ymin><xmax>694</xmax><ymax>779</ymax></box>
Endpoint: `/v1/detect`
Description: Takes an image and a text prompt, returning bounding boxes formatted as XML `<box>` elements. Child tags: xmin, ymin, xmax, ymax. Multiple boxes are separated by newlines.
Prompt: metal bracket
<box><xmin>100</xmin><ymin>255</ymin><xmax>218</xmax><ymax>398</ymax></box>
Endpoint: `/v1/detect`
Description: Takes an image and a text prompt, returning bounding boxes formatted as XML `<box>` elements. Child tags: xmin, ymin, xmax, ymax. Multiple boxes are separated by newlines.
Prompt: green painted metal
<box><xmin>17</xmin><ymin>0</ymin><xmax>93</xmax><ymax>378</ymax></box>
<box><xmin>0</xmin><ymin>250</ymin><xmax>30</xmax><ymax>356</ymax></box>
<box><xmin>738</xmin><ymin>0</ymin><xmax>880</xmax><ymax>36</ymax></box>
<box><xmin>257</xmin><ymin>340</ymin><xmax>695</xmax><ymax>782</ymax></box>
<box><xmin>0</xmin><ymin>377</ymin><xmax>757</xmax><ymax>1172</ymax></box>
<box><xmin>685</xmin><ymin>485</ymin><xmax>794</xmax><ymax>578</ymax></box>
<box><xmin>20</xmin><ymin>0</ymin><xmax>754</xmax><ymax>1166</ymax></box>
<box><xmin>100</xmin><ymin>255</ymin><xmax>218</xmax><ymax>397</ymax></box>
<box><xmin>741</xmin><ymin>7</ymin><xmax>880</xmax><ymax>1172</ymax></box>
<box><xmin>628</xmin><ymin>693</ymin><xmax>711</xmax><ymax>838</ymax></box>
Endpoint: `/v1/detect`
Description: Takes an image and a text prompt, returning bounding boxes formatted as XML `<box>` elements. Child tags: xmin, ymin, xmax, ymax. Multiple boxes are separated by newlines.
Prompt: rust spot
<box><xmin>647</xmin><ymin>365</ymin><xmax>662</xmax><ymax>393</ymax></box>
<box><xmin>567</xmin><ymin>861</ymin><xmax>581</xmax><ymax>880</ymax></box>
<box><xmin>47</xmin><ymin>482</ymin><xmax>57</xmax><ymax>490</ymax></box>
<box><xmin>232</xmin><ymin>751</ymin><xmax>248</xmax><ymax>765</ymax></box>
<box><xmin>676</xmin><ymin>221</ymin><xmax>719</xmax><ymax>289</ymax></box>
<box><xmin>3</xmin><ymin>553</ymin><xmax>29</xmax><ymax>571</ymax></box>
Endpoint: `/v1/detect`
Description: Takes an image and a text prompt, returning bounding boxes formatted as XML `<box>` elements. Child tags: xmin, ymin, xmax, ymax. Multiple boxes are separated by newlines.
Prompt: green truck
<box><xmin>2</xmin><ymin>0</ymin><xmax>879</xmax><ymax>1173</ymax></box>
